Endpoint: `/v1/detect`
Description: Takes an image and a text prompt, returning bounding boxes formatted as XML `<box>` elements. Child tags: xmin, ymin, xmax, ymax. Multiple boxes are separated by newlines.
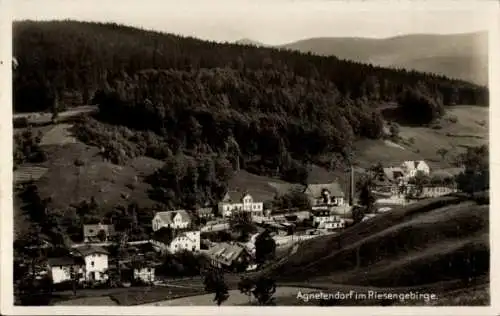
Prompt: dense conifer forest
<box><xmin>13</xmin><ymin>20</ymin><xmax>489</xmax><ymax>184</ymax></box>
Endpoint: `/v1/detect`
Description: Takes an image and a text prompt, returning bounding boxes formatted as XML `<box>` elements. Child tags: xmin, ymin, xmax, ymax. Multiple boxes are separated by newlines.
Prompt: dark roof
<box><xmin>77</xmin><ymin>245</ymin><xmax>109</xmax><ymax>257</ymax></box>
<box><xmin>83</xmin><ymin>224</ymin><xmax>114</xmax><ymax>238</ymax></box>
<box><xmin>222</xmin><ymin>191</ymin><xmax>246</xmax><ymax>202</ymax></box>
<box><xmin>47</xmin><ymin>256</ymin><xmax>84</xmax><ymax>267</ymax></box>
<box><xmin>382</xmin><ymin>167</ymin><xmax>405</xmax><ymax>182</ymax></box>
<box><xmin>206</xmin><ymin>242</ymin><xmax>249</xmax><ymax>266</ymax></box>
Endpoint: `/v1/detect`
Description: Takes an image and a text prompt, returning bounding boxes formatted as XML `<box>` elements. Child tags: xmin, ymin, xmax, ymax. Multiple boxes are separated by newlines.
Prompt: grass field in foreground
<box><xmin>258</xmin><ymin>193</ymin><xmax>489</xmax><ymax>305</ymax></box>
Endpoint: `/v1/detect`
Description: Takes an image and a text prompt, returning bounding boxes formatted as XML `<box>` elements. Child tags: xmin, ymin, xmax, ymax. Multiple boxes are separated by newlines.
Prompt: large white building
<box><xmin>150</xmin><ymin>228</ymin><xmax>201</xmax><ymax>254</ymax></box>
<box><xmin>310</xmin><ymin>209</ymin><xmax>345</xmax><ymax>230</ymax></box>
<box><xmin>152</xmin><ymin>210</ymin><xmax>192</xmax><ymax>231</ymax></box>
<box><xmin>217</xmin><ymin>191</ymin><xmax>264</xmax><ymax>218</ymax></box>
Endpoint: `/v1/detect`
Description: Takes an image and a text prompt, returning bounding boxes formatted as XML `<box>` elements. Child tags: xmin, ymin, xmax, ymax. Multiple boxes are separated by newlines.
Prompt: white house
<box><xmin>311</xmin><ymin>210</ymin><xmax>341</xmax><ymax>226</ymax></box>
<box><xmin>152</xmin><ymin>210</ymin><xmax>191</xmax><ymax>231</ymax></box>
<box><xmin>47</xmin><ymin>256</ymin><xmax>85</xmax><ymax>284</ymax></box>
<box><xmin>217</xmin><ymin>191</ymin><xmax>264</xmax><ymax>218</ymax></box>
<box><xmin>76</xmin><ymin>245</ymin><xmax>109</xmax><ymax>282</ymax></box>
<box><xmin>134</xmin><ymin>266</ymin><xmax>155</xmax><ymax>283</ymax></box>
<box><xmin>151</xmin><ymin>228</ymin><xmax>201</xmax><ymax>254</ymax></box>
<box><xmin>305</xmin><ymin>182</ymin><xmax>345</xmax><ymax>207</ymax></box>
<box><xmin>401</xmin><ymin>160</ymin><xmax>430</xmax><ymax>178</ymax></box>
<box><xmin>317</xmin><ymin>220</ymin><xmax>345</xmax><ymax>230</ymax></box>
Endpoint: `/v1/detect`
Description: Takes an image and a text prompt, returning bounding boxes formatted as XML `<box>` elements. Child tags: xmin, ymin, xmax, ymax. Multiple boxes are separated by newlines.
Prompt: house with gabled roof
<box><xmin>206</xmin><ymin>242</ymin><xmax>252</xmax><ymax>272</ymax></box>
<box><xmin>152</xmin><ymin>210</ymin><xmax>192</xmax><ymax>232</ymax></box>
<box><xmin>217</xmin><ymin>191</ymin><xmax>264</xmax><ymax>218</ymax></box>
<box><xmin>83</xmin><ymin>224</ymin><xmax>115</xmax><ymax>243</ymax></box>
<box><xmin>400</xmin><ymin>160</ymin><xmax>430</xmax><ymax>178</ymax></box>
<box><xmin>47</xmin><ymin>256</ymin><xmax>85</xmax><ymax>284</ymax></box>
<box><xmin>75</xmin><ymin>245</ymin><xmax>109</xmax><ymax>283</ymax></box>
<box><xmin>150</xmin><ymin>227</ymin><xmax>200</xmax><ymax>254</ymax></box>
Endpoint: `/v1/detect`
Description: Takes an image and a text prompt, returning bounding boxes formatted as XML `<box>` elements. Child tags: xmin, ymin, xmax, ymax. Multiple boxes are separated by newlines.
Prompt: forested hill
<box><xmin>13</xmin><ymin>21</ymin><xmax>489</xmax><ymax>190</ymax></box>
<box><xmin>14</xmin><ymin>20</ymin><xmax>487</xmax><ymax>114</ymax></box>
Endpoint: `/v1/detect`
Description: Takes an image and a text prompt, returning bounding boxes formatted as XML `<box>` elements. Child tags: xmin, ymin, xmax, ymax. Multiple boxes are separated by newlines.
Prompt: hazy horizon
<box><xmin>11</xmin><ymin>0</ymin><xmax>495</xmax><ymax>45</ymax></box>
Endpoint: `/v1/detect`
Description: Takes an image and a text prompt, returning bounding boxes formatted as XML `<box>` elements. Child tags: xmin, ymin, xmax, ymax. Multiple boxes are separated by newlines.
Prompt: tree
<box><xmin>229</xmin><ymin>211</ymin><xmax>254</xmax><ymax>242</ymax></box>
<box><xmin>368</xmin><ymin>162</ymin><xmax>385</xmax><ymax>182</ymax></box>
<box><xmin>356</xmin><ymin>175</ymin><xmax>375</xmax><ymax>212</ymax></box>
<box><xmin>273</xmin><ymin>188</ymin><xmax>311</xmax><ymax>212</ymax></box>
<box><xmin>51</xmin><ymin>89</ymin><xmax>60</xmax><ymax>123</ymax></box>
<box><xmin>203</xmin><ymin>268</ymin><xmax>229</xmax><ymax>306</ymax></box>
<box><xmin>436</xmin><ymin>148</ymin><xmax>449</xmax><ymax>161</ymax></box>
<box><xmin>251</xmin><ymin>276</ymin><xmax>276</xmax><ymax>305</ymax></box>
<box><xmin>238</xmin><ymin>277</ymin><xmax>255</xmax><ymax>304</ymax></box>
<box><xmin>351</xmin><ymin>205</ymin><xmax>365</xmax><ymax>224</ymax></box>
<box><xmin>409</xmin><ymin>170</ymin><xmax>430</xmax><ymax>198</ymax></box>
<box><xmin>97</xmin><ymin>229</ymin><xmax>107</xmax><ymax>242</ymax></box>
<box><xmin>456</xmin><ymin>145</ymin><xmax>489</xmax><ymax>196</ymax></box>
<box><xmin>254</xmin><ymin>230</ymin><xmax>276</xmax><ymax>265</ymax></box>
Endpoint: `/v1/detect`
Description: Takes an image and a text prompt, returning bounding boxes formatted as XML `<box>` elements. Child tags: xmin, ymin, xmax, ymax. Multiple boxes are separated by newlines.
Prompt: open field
<box><xmin>13</xmin><ymin>106</ymin><xmax>98</xmax><ymax>126</ymax></box>
<box><xmin>31</xmin><ymin>142</ymin><xmax>163</xmax><ymax>211</ymax></box>
<box><xmin>14</xmin><ymin>165</ymin><xmax>49</xmax><ymax>184</ymax></box>
<box><xmin>40</xmin><ymin>124</ymin><xmax>77</xmax><ymax>146</ymax></box>
<box><xmin>354</xmin><ymin>105</ymin><xmax>489</xmax><ymax>169</ymax></box>
<box><xmin>51</xmin><ymin>285</ymin><xmax>204</xmax><ymax>306</ymax></box>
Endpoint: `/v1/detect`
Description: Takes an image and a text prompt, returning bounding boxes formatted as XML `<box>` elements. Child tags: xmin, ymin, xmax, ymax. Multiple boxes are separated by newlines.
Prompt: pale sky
<box><xmin>10</xmin><ymin>0</ymin><xmax>497</xmax><ymax>45</ymax></box>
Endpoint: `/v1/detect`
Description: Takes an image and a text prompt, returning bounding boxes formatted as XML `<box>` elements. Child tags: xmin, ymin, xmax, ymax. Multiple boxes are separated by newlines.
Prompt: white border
<box><xmin>1</xmin><ymin>0</ymin><xmax>499</xmax><ymax>315</ymax></box>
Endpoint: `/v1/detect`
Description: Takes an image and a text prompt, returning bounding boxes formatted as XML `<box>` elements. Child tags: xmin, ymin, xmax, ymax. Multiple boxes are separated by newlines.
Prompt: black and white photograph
<box><xmin>2</xmin><ymin>0</ymin><xmax>498</xmax><ymax>313</ymax></box>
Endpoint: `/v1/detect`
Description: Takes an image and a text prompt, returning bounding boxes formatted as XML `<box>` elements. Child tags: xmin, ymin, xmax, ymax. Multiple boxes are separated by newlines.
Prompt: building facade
<box><xmin>150</xmin><ymin>229</ymin><xmax>201</xmax><ymax>254</ymax></box>
<box><xmin>47</xmin><ymin>257</ymin><xmax>84</xmax><ymax>284</ymax></box>
<box><xmin>76</xmin><ymin>246</ymin><xmax>109</xmax><ymax>282</ymax></box>
<box><xmin>217</xmin><ymin>192</ymin><xmax>264</xmax><ymax>218</ymax></box>
<box><xmin>152</xmin><ymin>210</ymin><xmax>191</xmax><ymax>231</ymax></box>
<box><xmin>304</xmin><ymin>182</ymin><xmax>345</xmax><ymax>207</ymax></box>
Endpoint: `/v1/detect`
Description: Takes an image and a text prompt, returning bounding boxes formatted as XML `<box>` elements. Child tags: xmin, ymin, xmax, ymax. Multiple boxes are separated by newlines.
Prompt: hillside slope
<box><xmin>261</xmin><ymin>194</ymin><xmax>489</xmax><ymax>300</ymax></box>
<box><xmin>280</xmin><ymin>32</ymin><xmax>488</xmax><ymax>85</ymax></box>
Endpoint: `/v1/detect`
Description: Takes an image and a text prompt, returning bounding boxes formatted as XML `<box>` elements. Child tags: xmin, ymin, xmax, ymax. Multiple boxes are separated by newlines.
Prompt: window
<box><xmin>91</xmin><ymin>261</ymin><xmax>95</xmax><ymax>267</ymax></box>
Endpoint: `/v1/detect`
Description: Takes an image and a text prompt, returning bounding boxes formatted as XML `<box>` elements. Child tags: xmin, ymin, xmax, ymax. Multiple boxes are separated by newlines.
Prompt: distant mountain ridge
<box><xmin>277</xmin><ymin>32</ymin><xmax>489</xmax><ymax>86</ymax></box>
<box><xmin>236</xmin><ymin>32</ymin><xmax>488</xmax><ymax>85</ymax></box>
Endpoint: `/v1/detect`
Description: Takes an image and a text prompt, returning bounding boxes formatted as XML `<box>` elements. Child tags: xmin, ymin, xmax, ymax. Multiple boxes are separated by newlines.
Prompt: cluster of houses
<box><xmin>374</xmin><ymin>160</ymin><xmax>460</xmax><ymax>200</ymax></box>
<box><xmin>35</xmin><ymin>159</ymin><xmax>461</xmax><ymax>289</ymax></box>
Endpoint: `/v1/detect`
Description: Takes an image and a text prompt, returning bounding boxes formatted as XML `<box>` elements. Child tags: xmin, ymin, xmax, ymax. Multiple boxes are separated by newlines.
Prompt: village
<box><xmin>14</xmin><ymin>157</ymin><xmax>462</xmax><ymax>302</ymax></box>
